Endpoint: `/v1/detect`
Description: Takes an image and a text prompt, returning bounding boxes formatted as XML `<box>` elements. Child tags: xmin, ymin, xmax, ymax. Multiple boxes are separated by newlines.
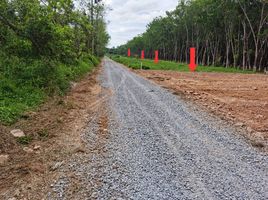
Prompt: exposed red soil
<box><xmin>136</xmin><ymin>70</ymin><xmax>268</xmax><ymax>149</ymax></box>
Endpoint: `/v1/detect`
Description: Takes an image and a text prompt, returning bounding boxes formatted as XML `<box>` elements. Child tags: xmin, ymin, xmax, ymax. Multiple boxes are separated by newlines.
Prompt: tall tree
<box><xmin>111</xmin><ymin>0</ymin><xmax>268</xmax><ymax>72</ymax></box>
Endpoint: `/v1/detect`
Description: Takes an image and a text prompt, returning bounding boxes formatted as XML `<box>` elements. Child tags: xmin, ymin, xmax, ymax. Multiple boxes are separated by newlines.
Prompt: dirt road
<box><xmin>135</xmin><ymin>70</ymin><xmax>268</xmax><ymax>146</ymax></box>
<box><xmin>50</xmin><ymin>58</ymin><xmax>268</xmax><ymax>199</ymax></box>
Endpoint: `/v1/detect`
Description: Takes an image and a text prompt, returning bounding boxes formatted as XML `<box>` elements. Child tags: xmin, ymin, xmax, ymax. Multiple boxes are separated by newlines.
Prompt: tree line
<box><xmin>110</xmin><ymin>0</ymin><xmax>268</xmax><ymax>72</ymax></box>
<box><xmin>0</xmin><ymin>0</ymin><xmax>109</xmax><ymax>90</ymax></box>
<box><xmin>0</xmin><ymin>0</ymin><xmax>109</xmax><ymax>123</ymax></box>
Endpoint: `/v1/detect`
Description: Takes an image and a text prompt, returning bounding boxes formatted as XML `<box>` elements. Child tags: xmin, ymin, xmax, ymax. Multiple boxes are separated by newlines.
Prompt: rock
<box><xmin>70</xmin><ymin>81</ymin><xmax>77</xmax><ymax>89</ymax></box>
<box><xmin>256</xmin><ymin>114</ymin><xmax>263</xmax><ymax>119</ymax></box>
<box><xmin>91</xmin><ymin>192</ymin><xmax>98</xmax><ymax>198</ymax></box>
<box><xmin>252</xmin><ymin>87</ymin><xmax>258</xmax><ymax>90</ymax></box>
<box><xmin>235</xmin><ymin>122</ymin><xmax>245</xmax><ymax>127</ymax></box>
<box><xmin>254</xmin><ymin>132</ymin><xmax>264</xmax><ymax>140</ymax></box>
<box><xmin>33</xmin><ymin>145</ymin><xmax>41</xmax><ymax>150</ymax></box>
<box><xmin>14</xmin><ymin>189</ymin><xmax>20</xmax><ymax>197</ymax></box>
<box><xmin>112</xmin><ymin>163</ymin><xmax>119</xmax><ymax>169</ymax></box>
<box><xmin>251</xmin><ymin>141</ymin><xmax>265</xmax><ymax>148</ymax></box>
<box><xmin>23</xmin><ymin>147</ymin><xmax>34</xmax><ymax>153</ymax></box>
<box><xmin>74</xmin><ymin>146</ymin><xmax>86</xmax><ymax>153</ymax></box>
<box><xmin>11</xmin><ymin>129</ymin><xmax>25</xmax><ymax>138</ymax></box>
<box><xmin>29</xmin><ymin>163</ymin><xmax>45</xmax><ymax>173</ymax></box>
<box><xmin>50</xmin><ymin>161</ymin><xmax>64</xmax><ymax>171</ymax></box>
<box><xmin>0</xmin><ymin>154</ymin><xmax>9</xmax><ymax>165</ymax></box>
<box><xmin>246</xmin><ymin>127</ymin><xmax>253</xmax><ymax>133</ymax></box>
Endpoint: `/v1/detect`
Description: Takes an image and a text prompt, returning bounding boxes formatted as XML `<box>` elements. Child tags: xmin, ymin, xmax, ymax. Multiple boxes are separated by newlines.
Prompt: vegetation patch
<box><xmin>0</xmin><ymin>0</ymin><xmax>109</xmax><ymax>125</ymax></box>
<box><xmin>110</xmin><ymin>55</ymin><xmax>254</xmax><ymax>74</ymax></box>
<box><xmin>16</xmin><ymin>135</ymin><xmax>33</xmax><ymax>145</ymax></box>
<box><xmin>0</xmin><ymin>57</ymin><xmax>98</xmax><ymax>124</ymax></box>
<box><xmin>38</xmin><ymin>129</ymin><xmax>49</xmax><ymax>140</ymax></box>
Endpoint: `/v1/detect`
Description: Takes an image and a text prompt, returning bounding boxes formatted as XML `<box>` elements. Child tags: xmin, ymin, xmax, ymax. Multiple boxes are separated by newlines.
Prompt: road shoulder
<box><xmin>0</xmin><ymin>64</ymin><xmax>104</xmax><ymax>199</ymax></box>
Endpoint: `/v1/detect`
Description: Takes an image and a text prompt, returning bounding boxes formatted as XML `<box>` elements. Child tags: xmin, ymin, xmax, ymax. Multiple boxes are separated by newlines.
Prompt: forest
<box><xmin>110</xmin><ymin>0</ymin><xmax>268</xmax><ymax>72</ymax></box>
<box><xmin>0</xmin><ymin>0</ymin><xmax>109</xmax><ymax>123</ymax></box>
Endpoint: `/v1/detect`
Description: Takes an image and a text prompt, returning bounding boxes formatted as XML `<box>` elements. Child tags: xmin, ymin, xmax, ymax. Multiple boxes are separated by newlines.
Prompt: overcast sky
<box><xmin>103</xmin><ymin>0</ymin><xmax>179</xmax><ymax>48</ymax></box>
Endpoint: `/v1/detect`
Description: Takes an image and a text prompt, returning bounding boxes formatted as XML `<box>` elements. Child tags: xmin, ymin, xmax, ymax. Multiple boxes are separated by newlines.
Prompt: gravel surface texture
<box><xmin>49</xmin><ymin>58</ymin><xmax>268</xmax><ymax>200</ymax></box>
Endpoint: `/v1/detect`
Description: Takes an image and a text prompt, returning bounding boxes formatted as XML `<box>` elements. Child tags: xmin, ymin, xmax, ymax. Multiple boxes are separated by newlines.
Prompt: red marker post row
<box><xmin>154</xmin><ymin>50</ymin><xmax>159</xmax><ymax>64</ymax></box>
<box><xmin>127</xmin><ymin>49</ymin><xmax>158</xmax><ymax>63</ymax></box>
<box><xmin>141</xmin><ymin>50</ymin><xmax>145</xmax><ymax>60</ymax></box>
<box><xmin>127</xmin><ymin>48</ymin><xmax>198</xmax><ymax>72</ymax></box>
<box><xmin>189</xmin><ymin>47</ymin><xmax>197</xmax><ymax>72</ymax></box>
<box><xmin>141</xmin><ymin>50</ymin><xmax>159</xmax><ymax>63</ymax></box>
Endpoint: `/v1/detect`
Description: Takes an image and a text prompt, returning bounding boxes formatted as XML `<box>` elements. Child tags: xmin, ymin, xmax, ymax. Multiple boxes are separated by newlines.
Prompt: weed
<box><xmin>57</xmin><ymin>100</ymin><xmax>65</xmax><ymax>105</ymax></box>
<box><xmin>0</xmin><ymin>56</ymin><xmax>98</xmax><ymax>124</ymax></box>
<box><xmin>38</xmin><ymin>130</ymin><xmax>49</xmax><ymax>139</ymax></box>
<box><xmin>17</xmin><ymin>135</ymin><xmax>33</xmax><ymax>145</ymax></box>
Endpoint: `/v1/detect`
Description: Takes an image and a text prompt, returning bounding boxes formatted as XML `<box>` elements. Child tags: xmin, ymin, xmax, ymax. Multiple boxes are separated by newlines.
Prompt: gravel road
<box><xmin>49</xmin><ymin>58</ymin><xmax>268</xmax><ymax>199</ymax></box>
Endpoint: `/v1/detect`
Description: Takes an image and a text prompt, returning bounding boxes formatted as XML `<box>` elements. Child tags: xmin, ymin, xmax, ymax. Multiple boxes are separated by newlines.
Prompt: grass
<box><xmin>16</xmin><ymin>135</ymin><xmax>33</xmax><ymax>145</ymax></box>
<box><xmin>109</xmin><ymin>55</ymin><xmax>253</xmax><ymax>74</ymax></box>
<box><xmin>38</xmin><ymin>129</ymin><xmax>49</xmax><ymax>140</ymax></box>
<box><xmin>0</xmin><ymin>85</ymin><xmax>45</xmax><ymax>124</ymax></box>
<box><xmin>0</xmin><ymin>56</ymin><xmax>99</xmax><ymax>124</ymax></box>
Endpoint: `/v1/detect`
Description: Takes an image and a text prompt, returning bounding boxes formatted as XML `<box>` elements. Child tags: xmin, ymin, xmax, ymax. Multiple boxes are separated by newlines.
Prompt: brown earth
<box><xmin>136</xmin><ymin>70</ymin><xmax>268</xmax><ymax>150</ymax></box>
<box><xmin>0</xmin><ymin>64</ymin><xmax>105</xmax><ymax>199</ymax></box>
<box><xmin>1</xmin><ymin>63</ymin><xmax>267</xmax><ymax>198</ymax></box>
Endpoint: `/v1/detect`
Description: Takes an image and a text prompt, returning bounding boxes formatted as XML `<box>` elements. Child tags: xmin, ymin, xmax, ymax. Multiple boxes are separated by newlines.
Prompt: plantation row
<box><xmin>109</xmin><ymin>55</ymin><xmax>253</xmax><ymax>73</ymax></box>
<box><xmin>110</xmin><ymin>0</ymin><xmax>268</xmax><ymax>72</ymax></box>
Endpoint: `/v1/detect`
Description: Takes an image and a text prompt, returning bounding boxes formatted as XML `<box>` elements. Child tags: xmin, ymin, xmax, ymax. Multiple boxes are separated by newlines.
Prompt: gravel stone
<box><xmin>10</xmin><ymin>129</ymin><xmax>25</xmax><ymax>138</ymax></box>
<box><xmin>48</xmin><ymin>58</ymin><xmax>268</xmax><ymax>200</ymax></box>
<box><xmin>0</xmin><ymin>154</ymin><xmax>9</xmax><ymax>165</ymax></box>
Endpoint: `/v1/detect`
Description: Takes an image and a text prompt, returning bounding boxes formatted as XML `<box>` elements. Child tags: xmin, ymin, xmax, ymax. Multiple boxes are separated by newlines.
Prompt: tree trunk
<box><xmin>242</xmin><ymin>20</ymin><xmax>247</xmax><ymax>70</ymax></box>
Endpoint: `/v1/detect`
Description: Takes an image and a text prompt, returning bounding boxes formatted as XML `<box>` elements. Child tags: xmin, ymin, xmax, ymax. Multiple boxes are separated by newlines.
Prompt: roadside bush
<box><xmin>0</xmin><ymin>55</ymin><xmax>99</xmax><ymax>124</ymax></box>
<box><xmin>0</xmin><ymin>78</ymin><xmax>17</xmax><ymax>95</ymax></box>
<box><xmin>0</xmin><ymin>83</ymin><xmax>45</xmax><ymax>124</ymax></box>
<box><xmin>0</xmin><ymin>0</ymin><xmax>108</xmax><ymax>125</ymax></box>
<box><xmin>86</xmin><ymin>54</ymin><xmax>100</xmax><ymax>66</ymax></box>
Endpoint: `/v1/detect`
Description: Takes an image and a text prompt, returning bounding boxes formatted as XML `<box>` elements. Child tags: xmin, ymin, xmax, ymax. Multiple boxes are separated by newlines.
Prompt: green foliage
<box><xmin>110</xmin><ymin>55</ymin><xmax>254</xmax><ymax>74</ymax></box>
<box><xmin>109</xmin><ymin>0</ymin><xmax>268</xmax><ymax>72</ymax></box>
<box><xmin>86</xmin><ymin>54</ymin><xmax>100</xmax><ymax>66</ymax></box>
<box><xmin>0</xmin><ymin>56</ymin><xmax>98</xmax><ymax>124</ymax></box>
<box><xmin>0</xmin><ymin>0</ymin><xmax>108</xmax><ymax>124</ymax></box>
<box><xmin>0</xmin><ymin>78</ymin><xmax>45</xmax><ymax>124</ymax></box>
<box><xmin>17</xmin><ymin>135</ymin><xmax>33</xmax><ymax>145</ymax></box>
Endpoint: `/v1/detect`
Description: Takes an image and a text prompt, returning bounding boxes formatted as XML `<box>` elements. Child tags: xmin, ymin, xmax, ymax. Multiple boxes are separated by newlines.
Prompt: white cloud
<box><xmin>103</xmin><ymin>0</ymin><xmax>179</xmax><ymax>47</ymax></box>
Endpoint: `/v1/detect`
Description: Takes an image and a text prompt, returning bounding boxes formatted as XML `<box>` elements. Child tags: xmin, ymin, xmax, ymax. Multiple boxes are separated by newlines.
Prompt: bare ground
<box><xmin>135</xmin><ymin>70</ymin><xmax>268</xmax><ymax>150</ymax></box>
<box><xmin>0</xmin><ymin>65</ymin><xmax>104</xmax><ymax>199</ymax></box>
<box><xmin>1</xmin><ymin>61</ymin><xmax>268</xmax><ymax>199</ymax></box>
